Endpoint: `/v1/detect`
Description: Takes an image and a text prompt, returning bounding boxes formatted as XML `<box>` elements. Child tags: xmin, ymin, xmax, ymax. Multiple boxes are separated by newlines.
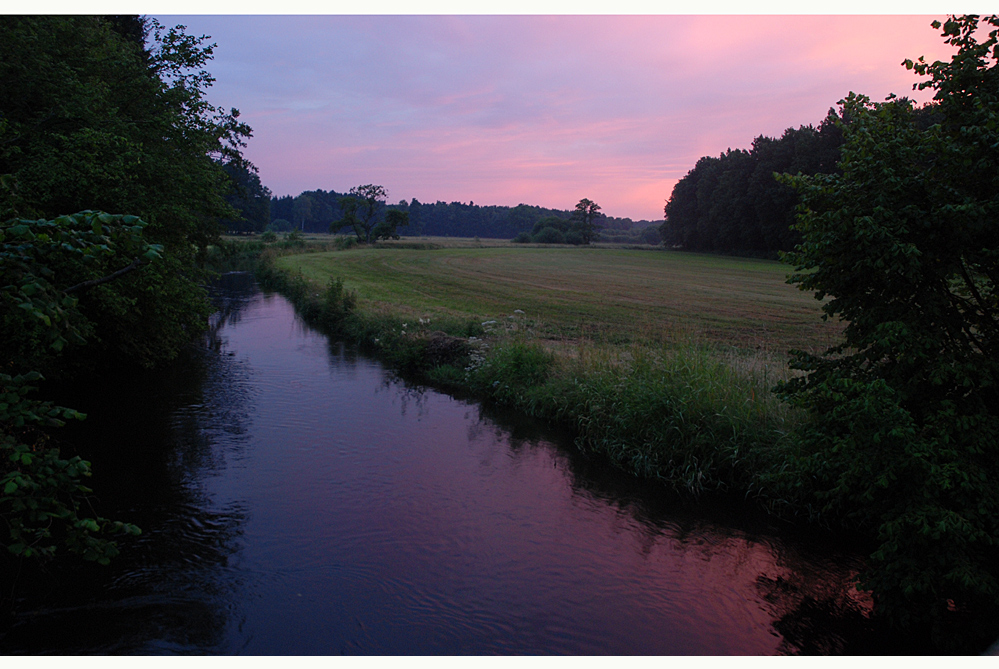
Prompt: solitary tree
<box><xmin>373</xmin><ymin>209</ymin><xmax>409</xmax><ymax>240</ymax></box>
<box><xmin>332</xmin><ymin>184</ymin><xmax>388</xmax><ymax>242</ymax></box>
<box><xmin>571</xmin><ymin>198</ymin><xmax>602</xmax><ymax>243</ymax></box>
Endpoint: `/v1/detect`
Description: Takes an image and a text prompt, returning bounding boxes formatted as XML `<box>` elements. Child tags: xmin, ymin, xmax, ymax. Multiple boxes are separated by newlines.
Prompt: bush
<box><xmin>267</xmin><ymin>218</ymin><xmax>293</xmax><ymax>232</ymax></box>
<box><xmin>533</xmin><ymin>227</ymin><xmax>565</xmax><ymax>244</ymax></box>
<box><xmin>334</xmin><ymin>235</ymin><xmax>358</xmax><ymax>250</ymax></box>
<box><xmin>468</xmin><ymin>342</ymin><xmax>555</xmax><ymax>403</ymax></box>
<box><xmin>319</xmin><ymin>276</ymin><xmax>357</xmax><ymax>329</ymax></box>
<box><xmin>639</xmin><ymin>226</ymin><xmax>662</xmax><ymax>245</ymax></box>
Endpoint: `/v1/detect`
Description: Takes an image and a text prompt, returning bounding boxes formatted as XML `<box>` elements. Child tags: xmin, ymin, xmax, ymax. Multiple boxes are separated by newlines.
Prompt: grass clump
<box><xmin>466</xmin><ymin>340</ymin><xmax>792</xmax><ymax>496</ymax></box>
<box><xmin>257</xmin><ymin>260</ymin><xmax>358</xmax><ymax>335</ymax></box>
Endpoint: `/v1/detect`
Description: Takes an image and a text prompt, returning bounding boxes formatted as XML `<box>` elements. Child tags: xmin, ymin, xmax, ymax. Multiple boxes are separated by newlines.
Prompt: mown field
<box><xmin>273</xmin><ymin>240</ymin><xmax>841</xmax><ymax>357</ymax></box>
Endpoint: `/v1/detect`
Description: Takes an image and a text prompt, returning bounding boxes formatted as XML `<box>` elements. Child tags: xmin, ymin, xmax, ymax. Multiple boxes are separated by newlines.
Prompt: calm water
<box><xmin>0</xmin><ymin>273</ymin><xmax>896</xmax><ymax>654</ymax></box>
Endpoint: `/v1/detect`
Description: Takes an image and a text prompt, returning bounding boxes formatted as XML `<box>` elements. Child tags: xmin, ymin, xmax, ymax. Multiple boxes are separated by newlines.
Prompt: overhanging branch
<box><xmin>64</xmin><ymin>257</ymin><xmax>146</xmax><ymax>294</ymax></box>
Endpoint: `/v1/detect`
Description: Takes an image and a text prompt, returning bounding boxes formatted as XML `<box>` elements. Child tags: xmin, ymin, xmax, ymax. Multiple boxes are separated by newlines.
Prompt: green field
<box><xmin>274</xmin><ymin>241</ymin><xmax>841</xmax><ymax>357</ymax></box>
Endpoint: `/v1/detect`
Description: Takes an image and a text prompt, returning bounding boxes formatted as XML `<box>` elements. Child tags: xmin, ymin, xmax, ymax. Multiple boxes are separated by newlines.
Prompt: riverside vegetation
<box><xmin>2</xmin><ymin>18</ymin><xmax>254</xmax><ymax>575</ymax></box>
<box><xmin>224</xmin><ymin>230</ymin><xmax>963</xmax><ymax>647</ymax></box>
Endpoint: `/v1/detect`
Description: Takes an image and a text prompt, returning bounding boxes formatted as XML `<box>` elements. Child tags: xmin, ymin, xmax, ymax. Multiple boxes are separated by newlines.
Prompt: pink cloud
<box><xmin>168</xmin><ymin>15</ymin><xmax>958</xmax><ymax>221</ymax></box>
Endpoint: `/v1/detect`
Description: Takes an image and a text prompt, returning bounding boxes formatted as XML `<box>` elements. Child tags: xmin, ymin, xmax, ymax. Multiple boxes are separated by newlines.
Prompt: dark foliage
<box><xmin>0</xmin><ymin>15</ymin><xmax>253</xmax><ymax>369</ymax></box>
<box><xmin>1</xmin><ymin>16</ymin><xmax>254</xmax><ymax>565</ymax></box>
<box><xmin>271</xmin><ymin>190</ymin><xmax>654</xmax><ymax>241</ymax></box>
<box><xmin>661</xmin><ymin>112</ymin><xmax>845</xmax><ymax>258</ymax></box>
<box><xmin>772</xmin><ymin>15</ymin><xmax>999</xmax><ymax>649</ymax></box>
<box><xmin>220</xmin><ymin>161</ymin><xmax>272</xmax><ymax>234</ymax></box>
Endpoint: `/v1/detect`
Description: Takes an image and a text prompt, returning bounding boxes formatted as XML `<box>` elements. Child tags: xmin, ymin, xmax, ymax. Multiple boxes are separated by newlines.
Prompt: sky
<box><xmin>159</xmin><ymin>14</ymin><xmax>957</xmax><ymax>221</ymax></box>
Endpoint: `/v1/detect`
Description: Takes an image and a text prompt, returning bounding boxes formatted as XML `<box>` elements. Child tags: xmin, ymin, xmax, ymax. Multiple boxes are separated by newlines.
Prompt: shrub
<box><xmin>533</xmin><ymin>227</ymin><xmax>565</xmax><ymax>244</ymax></box>
<box><xmin>267</xmin><ymin>218</ymin><xmax>293</xmax><ymax>232</ymax></box>
<box><xmin>319</xmin><ymin>276</ymin><xmax>357</xmax><ymax>329</ymax></box>
<box><xmin>334</xmin><ymin>235</ymin><xmax>358</xmax><ymax>250</ymax></box>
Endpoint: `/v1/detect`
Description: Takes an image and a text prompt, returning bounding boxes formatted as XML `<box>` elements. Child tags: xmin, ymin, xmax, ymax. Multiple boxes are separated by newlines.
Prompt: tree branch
<box><xmin>64</xmin><ymin>257</ymin><xmax>146</xmax><ymax>294</ymax></box>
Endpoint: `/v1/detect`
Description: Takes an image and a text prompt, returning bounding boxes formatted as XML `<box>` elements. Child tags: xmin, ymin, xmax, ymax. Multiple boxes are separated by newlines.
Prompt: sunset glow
<box><xmin>168</xmin><ymin>15</ymin><xmax>955</xmax><ymax>220</ymax></box>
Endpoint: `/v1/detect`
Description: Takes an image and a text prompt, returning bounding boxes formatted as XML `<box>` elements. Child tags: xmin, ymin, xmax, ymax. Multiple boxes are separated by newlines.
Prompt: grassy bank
<box><xmin>253</xmin><ymin>238</ymin><xmax>837</xmax><ymax>499</ymax></box>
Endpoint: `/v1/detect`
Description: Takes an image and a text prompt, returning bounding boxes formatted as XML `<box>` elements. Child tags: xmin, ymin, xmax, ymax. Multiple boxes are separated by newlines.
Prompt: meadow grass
<box><xmin>274</xmin><ymin>242</ymin><xmax>840</xmax><ymax>354</ymax></box>
<box><xmin>262</xmin><ymin>238</ymin><xmax>838</xmax><ymax>496</ymax></box>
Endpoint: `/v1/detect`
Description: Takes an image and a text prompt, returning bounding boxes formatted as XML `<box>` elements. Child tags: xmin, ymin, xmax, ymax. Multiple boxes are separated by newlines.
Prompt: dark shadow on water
<box><xmin>0</xmin><ymin>273</ymin><xmax>258</xmax><ymax>653</ymax></box>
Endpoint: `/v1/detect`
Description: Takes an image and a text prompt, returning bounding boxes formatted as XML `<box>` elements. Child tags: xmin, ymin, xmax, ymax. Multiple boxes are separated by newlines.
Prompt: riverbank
<box><xmin>245</xmin><ymin>239</ymin><xmax>819</xmax><ymax>500</ymax></box>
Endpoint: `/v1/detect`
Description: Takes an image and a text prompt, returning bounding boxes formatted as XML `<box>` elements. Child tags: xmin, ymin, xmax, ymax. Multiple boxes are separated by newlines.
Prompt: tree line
<box><xmin>660</xmin><ymin>100</ymin><xmax>946</xmax><ymax>258</ymax></box>
<box><xmin>260</xmin><ymin>188</ymin><xmax>657</xmax><ymax>241</ymax></box>
<box><xmin>660</xmin><ymin>112</ymin><xmax>845</xmax><ymax>257</ymax></box>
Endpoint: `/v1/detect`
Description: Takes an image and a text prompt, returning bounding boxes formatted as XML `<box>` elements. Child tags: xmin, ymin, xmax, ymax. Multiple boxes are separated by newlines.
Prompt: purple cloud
<box><xmin>166</xmin><ymin>15</ymin><xmax>952</xmax><ymax>220</ymax></box>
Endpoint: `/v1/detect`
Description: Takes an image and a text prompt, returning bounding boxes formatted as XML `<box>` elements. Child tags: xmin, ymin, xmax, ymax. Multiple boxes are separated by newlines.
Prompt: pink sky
<box><xmin>166</xmin><ymin>15</ymin><xmax>955</xmax><ymax>221</ymax></box>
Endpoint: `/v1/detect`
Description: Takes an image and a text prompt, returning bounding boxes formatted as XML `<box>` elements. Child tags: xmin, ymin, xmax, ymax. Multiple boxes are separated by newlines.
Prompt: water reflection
<box><xmin>334</xmin><ymin>341</ymin><xmax>893</xmax><ymax>653</ymax></box>
<box><xmin>0</xmin><ymin>275</ymin><xmax>914</xmax><ymax>654</ymax></box>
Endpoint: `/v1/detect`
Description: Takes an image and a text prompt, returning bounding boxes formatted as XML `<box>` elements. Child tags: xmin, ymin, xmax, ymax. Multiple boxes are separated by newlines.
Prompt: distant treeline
<box><xmin>260</xmin><ymin>190</ymin><xmax>657</xmax><ymax>240</ymax></box>
<box><xmin>659</xmin><ymin>110</ymin><xmax>844</xmax><ymax>258</ymax></box>
<box><xmin>661</xmin><ymin>101</ymin><xmax>943</xmax><ymax>258</ymax></box>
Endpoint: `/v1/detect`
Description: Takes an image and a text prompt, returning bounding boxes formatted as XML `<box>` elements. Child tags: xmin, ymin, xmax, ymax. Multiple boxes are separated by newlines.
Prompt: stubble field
<box><xmin>274</xmin><ymin>240</ymin><xmax>840</xmax><ymax>357</ymax></box>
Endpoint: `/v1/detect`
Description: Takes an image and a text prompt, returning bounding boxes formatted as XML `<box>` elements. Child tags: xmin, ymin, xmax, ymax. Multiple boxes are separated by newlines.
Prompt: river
<box><xmin>0</xmin><ymin>272</ymin><xmax>910</xmax><ymax>654</ymax></box>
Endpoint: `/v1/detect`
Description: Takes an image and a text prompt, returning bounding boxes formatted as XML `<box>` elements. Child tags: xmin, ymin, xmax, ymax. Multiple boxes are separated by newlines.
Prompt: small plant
<box><xmin>334</xmin><ymin>235</ymin><xmax>358</xmax><ymax>251</ymax></box>
<box><xmin>260</xmin><ymin>230</ymin><xmax>277</xmax><ymax>242</ymax></box>
<box><xmin>320</xmin><ymin>276</ymin><xmax>357</xmax><ymax>327</ymax></box>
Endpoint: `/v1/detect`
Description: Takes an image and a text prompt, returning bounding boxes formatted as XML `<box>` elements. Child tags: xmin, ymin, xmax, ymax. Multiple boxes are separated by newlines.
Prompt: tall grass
<box><xmin>465</xmin><ymin>339</ymin><xmax>798</xmax><ymax>496</ymax></box>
